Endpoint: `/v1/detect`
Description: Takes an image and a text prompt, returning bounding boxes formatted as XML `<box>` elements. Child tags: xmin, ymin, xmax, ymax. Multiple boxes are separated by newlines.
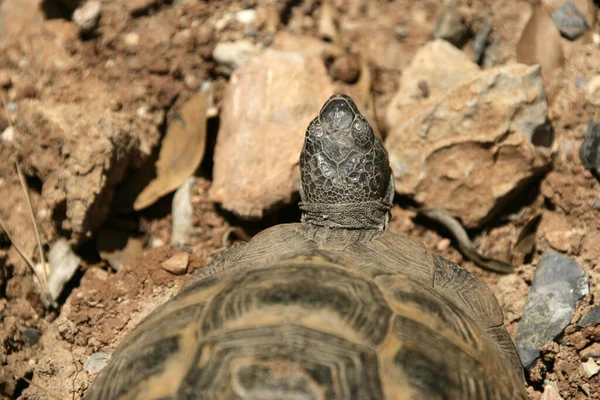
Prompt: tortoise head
<box><xmin>299</xmin><ymin>94</ymin><xmax>394</xmax><ymax>230</ymax></box>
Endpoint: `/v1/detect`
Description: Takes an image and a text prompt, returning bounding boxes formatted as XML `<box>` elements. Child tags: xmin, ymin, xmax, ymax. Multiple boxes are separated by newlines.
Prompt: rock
<box><xmin>541</xmin><ymin>384</ymin><xmax>563</xmax><ymax>400</ymax></box>
<box><xmin>386</xmin><ymin>63</ymin><xmax>551</xmax><ymax>228</ymax></box>
<box><xmin>386</xmin><ymin>40</ymin><xmax>480</xmax><ymax>129</ymax></box>
<box><xmin>73</xmin><ymin>0</ymin><xmax>101</xmax><ymax>35</ymax></box>
<box><xmin>127</xmin><ymin>0</ymin><xmax>157</xmax><ymax>16</ymax></box>
<box><xmin>587</xmin><ymin>75</ymin><xmax>600</xmax><ymax>106</ymax></box>
<box><xmin>160</xmin><ymin>252</ymin><xmax>189</xmax><ymax>275</ymax></box>
<box><xmin>47</xmin><ymin>239</ymin><xmax>81</xmax><ymax>302</ymax></box>
<box><xmin>21</xmin><ymin>328</ymin><xmax>40</xmax><ymax>347</ymax></box>
<box><xmin>436</xmin><ymin>238</ymin><xmax>451</xmax><ymax>252</ymax></box>
<box><xmin>543</xmin><ymin>0</ymin><xmax>597</xmax><ymax>27</ymax></box>
<box><xmin>236</xmin><ymin>9</ymin><xmax>256</xmax><ymax>25</ymax></box>
<box><xmin>271</xmin><ymin>31</ymin><xmax>344</xmax><ymax>61</ymax></box>
<box><xmin>0</xmin><ymin>70</ymin><xmax>12</xmax><ymax>88</ymax></box>
<box><xmin>329</xmin><ymin>55</ymin><xmax>360</xmax><ymax>84</ymax></box>
<box><xmin>580</xmin><ymin>342</ymin><xmax>600</xmax><ymax>359</ymax></box>
<box><xmin>358</xmin><ymin>27</ymin><xmax>411</xmax><ymax>71</ymax></box>
<box><xmin>551</xmin><ymin>1</ymin><xmax>589</xmax><ymax>40</ymax></box>
<box><xmin>434</xmin><ymin>0</ymin><xmax>468</xmax><ymax>47</ymax></box>
<box><xmin>515</xmin><ymin>251</ymin><xmax>589</xmax><ymax>368</ymax></box>
<box><xmin>472</xmin><ymin>22</ymin><xmax>493</xmax><ymax>65</ymax></box>
<box><xmin>123</xmin><ymin>32</ymin><xmax>140</xmax><ymax>47</ymax></box>
<box><xmin>14</xmin><ymin>100</ymin><xmax>157</xmax><ymax>244</ymax></box>
<box><xmin>582</xmin><ymin>358</ymin><xmax>599</xmax><ymax>378</ymax></box>
<box><xmin>541</xmin><ymin>212</ymin><xmax>572</xmax><ymax>252</ymax></box>
<box><xmin>579</xmin><ymin>120</ymin><xmax>600</xmax><ymax>170</ymax></box>
<box><xmin>495</xmin><ymin>274</ymin><xmax>528</xmax><ymax>323</ymax></box>
<box><xmin>183</xmin><ymin>74</ymin><xmax>200</xmax><ymax>90</ymax></box>
<box><xmin>209</xmin><ymin>50</ymin><xmax>334</xmax><ymax>219</ymax></box>
<box><xmin>85</xmin><ymin>352</ymin><xmax>110</xmax><ymax>374</ymax></box>
<box><xmin>171</xmin><ymin>178</ymin><xmax>194</xmax><ymax>245</ymax></box>
<box><xmin>1</xmin><ymin>126</ymin><xmax>14</xmax><ymax>142</ymax></box>
<box><xmin>578</xmin><ymin>305</ymin><xmax>600</xmax><ymax>327</ymax></box>
<box><xmin>212</xmin><ymin>40</ymin><xmax>262</xmax><ymax>74</ymax></box>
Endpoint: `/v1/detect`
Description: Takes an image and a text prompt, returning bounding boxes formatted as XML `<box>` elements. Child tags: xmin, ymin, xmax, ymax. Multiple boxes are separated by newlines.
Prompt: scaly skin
<box><xmin>299</xmin><ymin>94</ymin><xmax>394</xmax><ymax>230</ymax></box>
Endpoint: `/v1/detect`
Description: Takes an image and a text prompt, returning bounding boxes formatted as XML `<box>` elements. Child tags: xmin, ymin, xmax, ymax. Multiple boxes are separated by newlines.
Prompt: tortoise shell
<box><xmin>86</xmin><ymin>94</ymin><xmax>526</xmax><ymax>399</ymax></box>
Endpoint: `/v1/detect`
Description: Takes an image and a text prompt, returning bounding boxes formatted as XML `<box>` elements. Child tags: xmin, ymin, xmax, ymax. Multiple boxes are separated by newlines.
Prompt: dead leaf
<box><xmin>513</xmin><ymin>214</ymin><xmax>542</xmax><ymax>258</ymax></box>
<box><xmin>516</xmin><ymin>6</ymin><xmax>564</xmax><ymax>102</ymax></box>
<box><xmin>133</xmin><ymin>90</ymin><xmax>208</xmax><ymax>210</ymax></box>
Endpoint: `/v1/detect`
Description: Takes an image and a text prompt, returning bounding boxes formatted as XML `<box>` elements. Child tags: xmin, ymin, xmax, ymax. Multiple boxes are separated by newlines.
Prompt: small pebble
<box><xmin>472</xmin><ymin>22</ymin><xmax>492</xmax><ymax>65</ymax></box>
<box><xmin>85</xmin><ymin>352</ymin><xmax>110</xmax><ymax>374</ymax></box>
<box><xmin>14</xmin><ymin>83</ymin><xmax>36</xmax><ymax>100</ymax></box>
<box><xmin>594</xmin><ymin>32</ymin><xmax>600</xmax><ymax>46</ymax></box>
<box><xmin>171</xmin><ymin>29</ymin><xmax>193</xmax><ymax>47</ymax></box>
<box><xmin>394</xmin><ymin>24</ymin><xmax>409</xmax><ymax>39</ymax></box>
<box><xmin>73</xmin><ymin>0</ymin><xmax>101</xmax><ymax>34</ymax></box>
<box><xmin>434</xmin><ymin>0</ymin><xmax>468</xmax><ymax>47</ymax></box>
<box><xmin>579</xmin><ymin>120</ymin><xmax>600</xmax><ymax>169</ymax></box>
<box><xmin>1</xmin><ymin>126</ymin><xmax>14</xmax><ymax>142</ymax></box>
<box><xmin>171</xmin><ymin>178</ymin><xmax>194</xmax><ymax>245</ymax></box>
<box><xmin>329</xmin><ymin>55</ymin><xmax>360</xmax><ymax>84</ymax></box>
<box><xmin>541</xmin><ymin>384</ymin><xmax>563</xmax><ymax>400</ymax></box>
<box><xmin>212</xmin><ymin>40</ymin><xmax>261</xmax><ymax>72</ymax></box>
<box><xmin>123</xmin><ymin>32</ymin><xmax>141</xmax><ymax>47</ymax></box>
<box><xmin>436</xmin><ymin>238</ymin><xmax>451</xmax><ymax>252</ymax></box>
<box><xmin>184</xmin><ymin>74</ymin><xmax>200</xmax><ymax>90</ymax></box>
<box><xmin>575</xmin><ymin>77</ymin><xmax>587</xmax><ymax>89</ymax></box>
<box><xmin>587</xmin><ymin>75</ymin><xmax>600</xmax><ymax>106</ymax></box>
<box><xmin>236</xmin><ymin>9</ymin><xmax>256</xmax><ymax>25</ymax></box>
<box><xmin>580</xmin><ymin>342</ymin><xmax>600</xmax><ymax>360</ymax></box>
<box><xmin>551</xmin><ymin>1</ymin><xmax>589</xmax><ymax>40</ymax></box>
<box><xmin>21</xmin><ymin>328</ymin><xmax>40</xmax><ymax>347</ymax></box>
<box><xmin>0</xmin><ymin>70</ymin><xmax>12</xmax><ymax>88</ymax></box>
<box><xmin>582</xmin><ymin>358</ymin><xmax>599</xmax><ymax>378</ymax></box>
<box><xmin>149</xmin><ymin>59</ymin><xmax>170</xmax><ymax>74</ymax></box>
<box><xmin>160</xmin><ymin>252</ymin><xmax>189</xmax><ymax>275</ymax></box>
<box><xmin>578</xmin><ymin>305</ymin><xmax>600</xmax><ymax>327</ymax></box>
<box><xmin>581</xmin><ymin>383</ymin><xmax>591</xmax><ymax>396</ymax></box>
<box><xmin>128</xmin><ymin>0</ymin><xmax>157</xmax><ymax>16</ymax></box>
<box><xmin>594</xmin><ymin>200</ymin><xmax>600</xmax><ymax>210</ymax></box>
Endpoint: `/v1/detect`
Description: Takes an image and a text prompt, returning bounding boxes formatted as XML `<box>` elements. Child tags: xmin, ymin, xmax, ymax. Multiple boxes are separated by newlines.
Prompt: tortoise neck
<box><xmin>299</xmin><ymin>200</ymin><xmax>391</xmax><ymax>231</ymax></box>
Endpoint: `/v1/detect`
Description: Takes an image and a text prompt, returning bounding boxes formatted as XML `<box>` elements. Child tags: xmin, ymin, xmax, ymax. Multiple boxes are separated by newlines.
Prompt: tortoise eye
<box><xmin>353</xmin><ymin>120</ymin><xmax>364</xmax><ymax>132</ymax></box>
<box><xmin>311</xmin><ymin>122</ymin><xmax>323</xmax><ymax>138</ymax></box>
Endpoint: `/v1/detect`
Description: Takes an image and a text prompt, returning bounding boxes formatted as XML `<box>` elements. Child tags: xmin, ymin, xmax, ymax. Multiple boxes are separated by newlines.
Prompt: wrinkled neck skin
<box><xmin>299</xmin><ymin>174</ymin><xmax>395</xmax><ymax>231</ymax></box>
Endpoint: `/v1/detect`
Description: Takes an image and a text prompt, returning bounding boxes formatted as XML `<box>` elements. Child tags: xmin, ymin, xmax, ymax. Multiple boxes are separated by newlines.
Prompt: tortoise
<box><xmin>86</xmin><ymin>94</ymin><xmax>527</xmax><ymax>399</ymax></box>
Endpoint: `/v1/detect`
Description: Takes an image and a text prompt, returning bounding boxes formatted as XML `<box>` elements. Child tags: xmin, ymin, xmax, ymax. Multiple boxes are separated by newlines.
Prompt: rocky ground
<box><xmin>0</xmin><ymin>0</ymin><xmax>599</xmax><ymax>399</ymax></box>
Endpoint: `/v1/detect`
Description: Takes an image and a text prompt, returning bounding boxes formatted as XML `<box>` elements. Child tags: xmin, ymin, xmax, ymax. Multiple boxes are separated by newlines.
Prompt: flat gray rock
<box><xmin>551</xmin><ymin>1</ymin><xmax>589</xmax><ymax>40</ymax></box>
<box><xmin>579</xmin><ymin>120</ymin><xmax>600</xmax><ymax>170</ymax></box>
<box><xmin>578</xmin><ymin>305</ymin><xmax>600</xmax><ymax>328</ymax></box>
<box><xmin>516</xmin><ymin>251</ymin><xmax>589</xmax><ymax>368</ymax></box>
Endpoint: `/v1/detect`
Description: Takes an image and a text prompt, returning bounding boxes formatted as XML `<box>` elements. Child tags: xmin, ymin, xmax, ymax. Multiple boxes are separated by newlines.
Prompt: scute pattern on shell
<box><xmin>86</xmin><ymin>225</ymin><xmax>527</xmax><ymax>400</ymax></box>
